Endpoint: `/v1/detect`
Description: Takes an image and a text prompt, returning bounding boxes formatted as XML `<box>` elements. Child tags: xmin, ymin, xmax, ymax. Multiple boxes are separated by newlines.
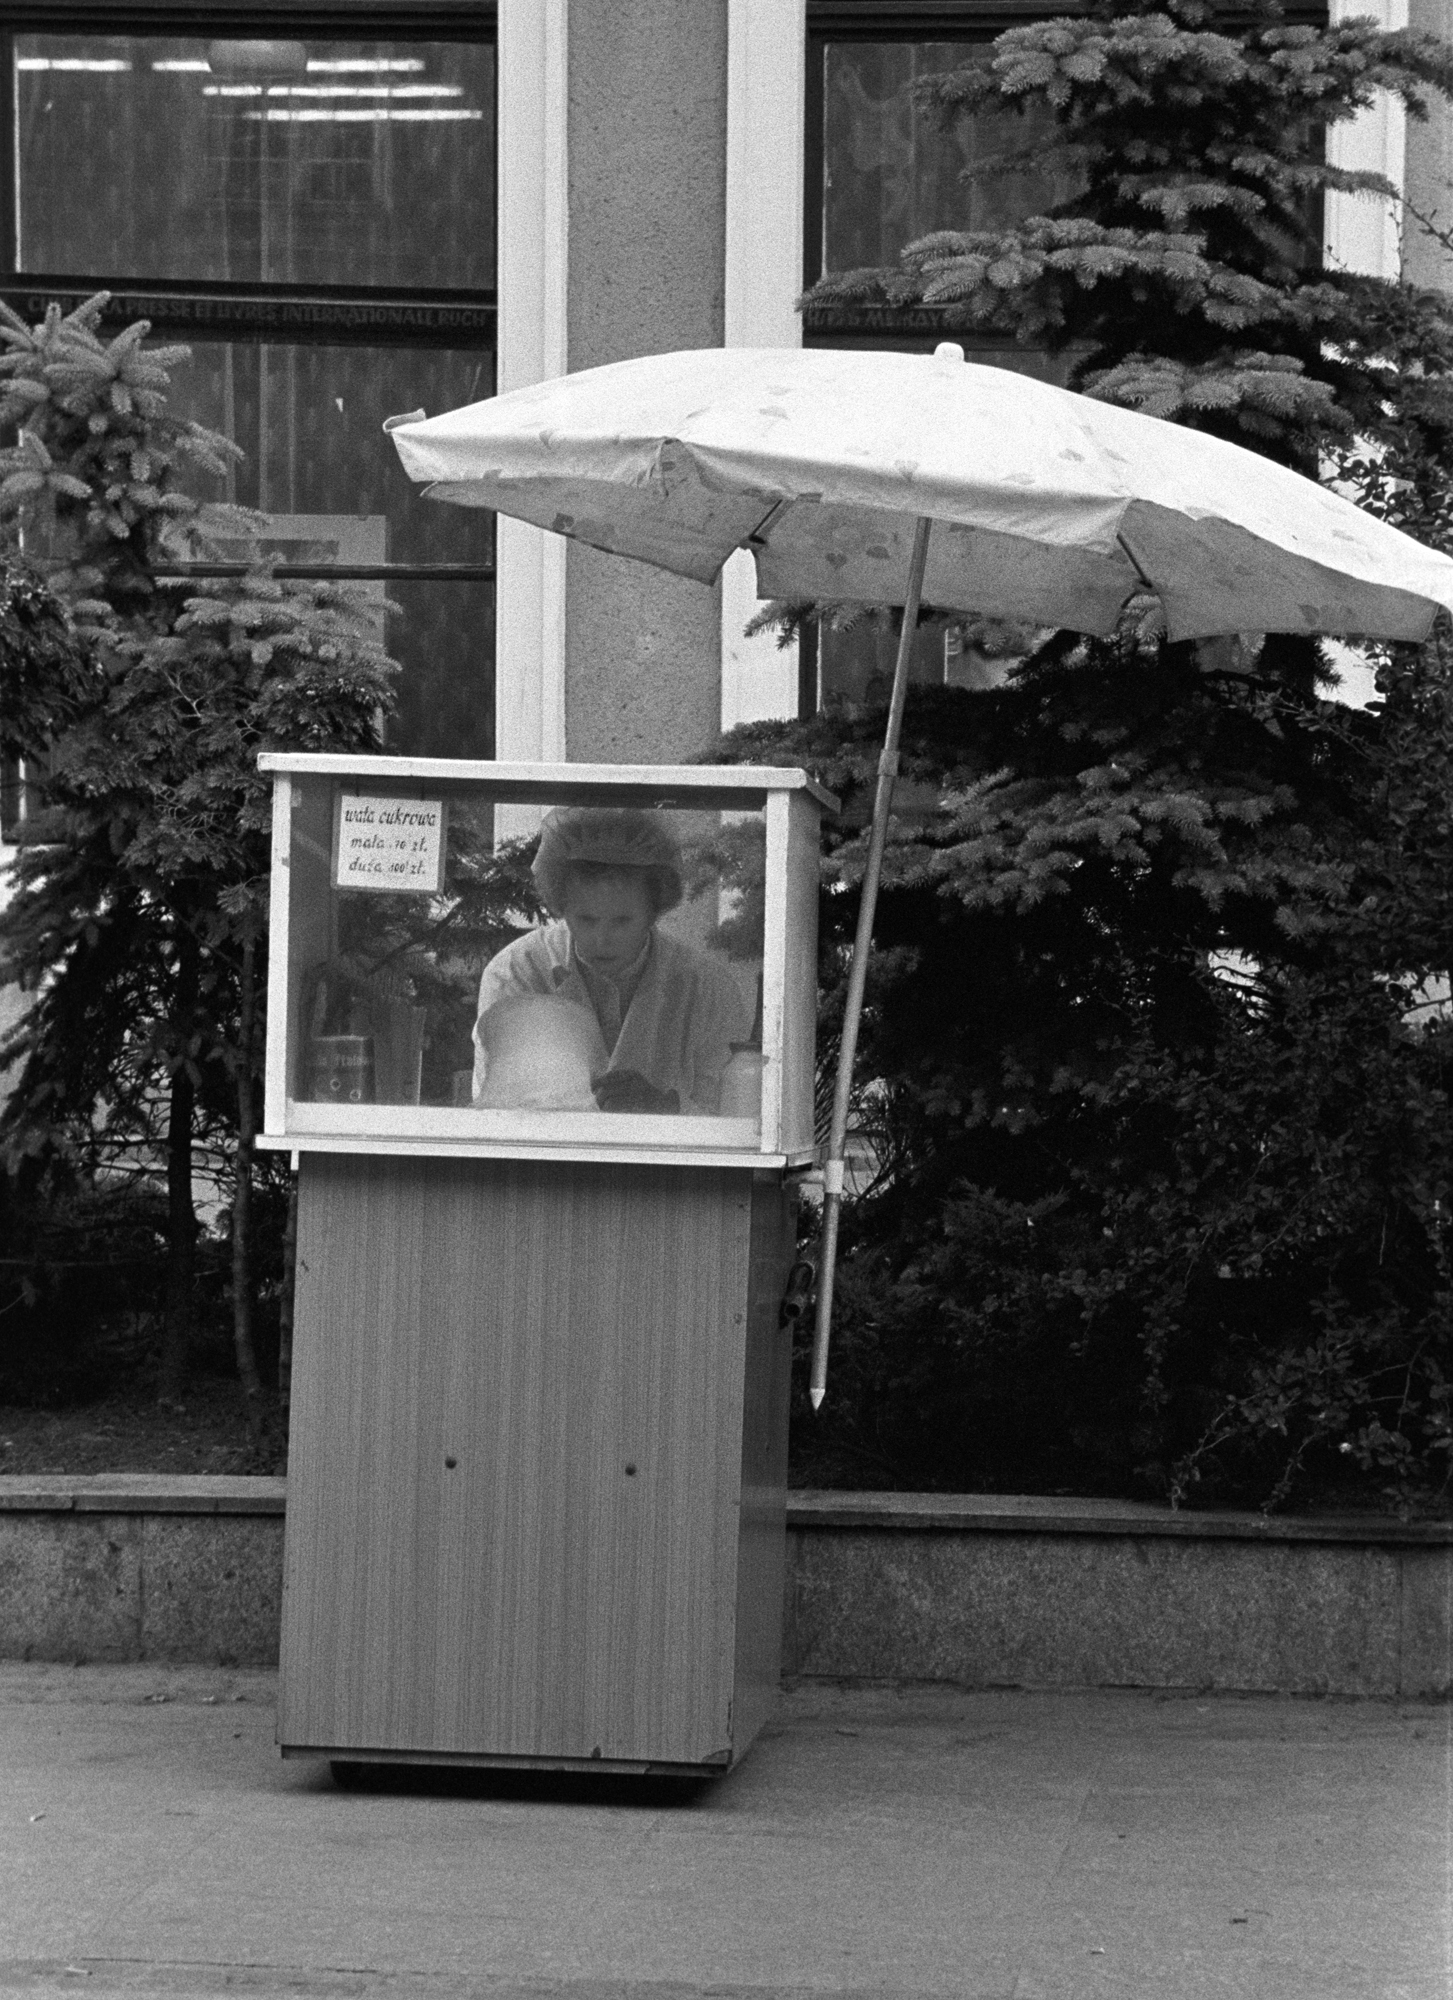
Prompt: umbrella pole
<box><xmin>810</xmin><ymin>514</ymin><xmax>933</xmax><ymax>1409</ymax></box>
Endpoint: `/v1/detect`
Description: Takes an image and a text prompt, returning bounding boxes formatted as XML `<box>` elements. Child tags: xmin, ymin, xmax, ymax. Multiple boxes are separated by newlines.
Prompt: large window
<box><xmin>804</xmin><ymin>11</ymin><xmax>1073</xmax><ymax>358</ymax></box>
<box><xmin>813</xmin><ymin>35</ymin><xmax>1070</xmax><ymax>285</ymax></box>
<box><xmin>803</xmin><ymin>9</ymin><xmax>1071</xmax><ymax>709</ymax></box>
<box><xmin>1</xmin><ymin>9</ymin><xmax>496</xmax><ymax>759</ymax></box>
<box><xmin>801</xmin><ymin>6</ymin><xmax>1327</xmax><ymax>712</ymax></box>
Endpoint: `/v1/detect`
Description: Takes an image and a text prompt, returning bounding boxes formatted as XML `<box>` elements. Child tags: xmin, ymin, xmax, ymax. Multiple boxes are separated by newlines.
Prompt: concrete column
<box><xmin>1403</xmin><ymin>0</ymin><xmax>1453</xmax><ymax>295</ymax></box>
<box><xmin>496</xmin><ymin>0</ymin><xmax>806</xmax><ymax>763</ymax></box>
<box><xmin>495</xmin><ymin>0</ymin><xmax>569</xmax><ymax>767</ymax></box>
<box><xmin>562</xmin><ymin>0</ymin><xmax>729</xmax><ymax>763</ymax></box>
<box><xmin>720</xmin><ymin>0</ymin><xmax>805</xmax><ymax>734</ymax></box>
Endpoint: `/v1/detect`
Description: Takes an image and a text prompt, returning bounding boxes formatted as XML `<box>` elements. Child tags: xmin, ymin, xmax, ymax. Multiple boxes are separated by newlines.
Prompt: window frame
<box><xmin>797</xmin><ymin>1</ymin><xmax>1330</xmax><ymax>716</ymax></box>
<box><xmin>805</xmin><ymin>2</ymin><xmax>1065</xmax><ymax>315</ymax></box>
<box><xmin>0</xmin><ymin>0</ymin><xmax>498</xmax><ymax>591</ymax></box>
<box><xmin>803</xmin><ymin>1</ymin><xmax>1330</xmax><ymax>344</ymax></box>
<box><xmin>801</xmin><ymin>5</ymin><xmax>1076</xmax><ymax>712</ymax></box>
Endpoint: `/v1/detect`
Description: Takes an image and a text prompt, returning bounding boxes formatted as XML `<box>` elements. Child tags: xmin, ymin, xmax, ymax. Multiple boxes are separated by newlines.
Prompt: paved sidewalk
<box><xmin>0</xmin><ymin>1665</ymin><xmax>1445</xmax><ymax>2000</ymax></box>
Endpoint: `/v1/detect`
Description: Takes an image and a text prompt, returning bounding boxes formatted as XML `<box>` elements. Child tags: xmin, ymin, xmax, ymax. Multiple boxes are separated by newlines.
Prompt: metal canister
<box><xmin>309</xmin><ymin>1035</ymin><xmax>375</xmax><ymax>1105</ymax></box>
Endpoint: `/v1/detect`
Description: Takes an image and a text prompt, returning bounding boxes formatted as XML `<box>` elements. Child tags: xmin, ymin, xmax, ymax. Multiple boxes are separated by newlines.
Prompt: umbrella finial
<box><xmin>933</xmin><ymin>342</ymin><xmax>965</xmax><ymax>366</ymax></box>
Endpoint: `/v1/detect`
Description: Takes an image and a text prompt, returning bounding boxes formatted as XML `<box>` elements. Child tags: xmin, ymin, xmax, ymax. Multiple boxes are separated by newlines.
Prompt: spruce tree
<box><xmin>812</xmin><ymin>0</ymin><xmax>1453</xmax><ymax>517</ymax></box>
<box><xmin>0</xmin><ymin>296</ymin><xmax>397</xmax><ymax>1402</ymax></box>
<box><xmin>720</xmin><ymin>4</ymin><xmax>1453</xmax><ymax>1509</ymax></box>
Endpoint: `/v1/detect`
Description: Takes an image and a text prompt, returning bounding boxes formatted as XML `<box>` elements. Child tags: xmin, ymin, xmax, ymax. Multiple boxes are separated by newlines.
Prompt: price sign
<box><xmin>333</xmin><ymin>794</ymin><xmax>447</xmax><ymax>893</ymax></box>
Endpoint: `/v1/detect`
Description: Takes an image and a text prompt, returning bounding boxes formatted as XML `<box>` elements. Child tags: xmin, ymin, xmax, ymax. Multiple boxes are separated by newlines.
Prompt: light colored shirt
<box><xmin>574</xmin><ymin>936</ymin><xmax>651</xmax><ymax>1051</ymax></box>
<box><xmin>474</xmin><ymin>922</ymin><xmax>749</xmax><ymax>1113</ymax></box>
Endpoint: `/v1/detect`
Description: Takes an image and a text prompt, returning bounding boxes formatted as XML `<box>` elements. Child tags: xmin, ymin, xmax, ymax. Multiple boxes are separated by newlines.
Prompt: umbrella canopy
<box><xmin>389</xmin><ymin>343</ymin><xmax>1453</xmax><ymax>644</ymax></box>
<box><xmin>387</xmin><ymin>343</ymin><xmax>1453</xmax><ymax>1407</ymax></box>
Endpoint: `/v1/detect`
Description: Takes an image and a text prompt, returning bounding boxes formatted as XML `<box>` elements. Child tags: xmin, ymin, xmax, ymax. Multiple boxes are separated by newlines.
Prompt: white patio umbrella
<box><xmin>388</xmin><ymin>342</ymin><xmax>1453</xmax><ymax>1405</ymax></box>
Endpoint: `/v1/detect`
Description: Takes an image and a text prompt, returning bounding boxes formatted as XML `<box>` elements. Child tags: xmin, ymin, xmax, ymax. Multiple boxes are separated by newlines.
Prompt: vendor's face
<box><xmin>560</xmin><ymin>871</ymin><xmax>655</xmax><ymax>976</ymax></box>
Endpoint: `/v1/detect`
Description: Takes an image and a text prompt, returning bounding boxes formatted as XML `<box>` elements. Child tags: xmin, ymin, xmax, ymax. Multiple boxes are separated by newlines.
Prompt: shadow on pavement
<box><xmin>325</xmin><ymin>1757</ymin><xmax>718</xmax><ymax>1809</ymax></box>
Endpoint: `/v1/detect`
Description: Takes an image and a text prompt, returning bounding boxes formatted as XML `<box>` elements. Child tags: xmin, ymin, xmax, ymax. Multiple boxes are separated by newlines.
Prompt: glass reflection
<box><xmin>300</xmin><ymin>793</ymin><xmax>766</xmax><ymax>1123</ymax></box>
<box><xmin>165</xmin><ymin>342</ymin><xmax>495</xmax><ymax>759</ymax></box>
<box><xmin>16</xmin><ymin>35</ymin><xmax>495</xmax><ymax>291</ymax></box>
<box><xmin>170</xmin><ymin>342</ymin><xmax>491</xmax><ymax>561</ymax></box>
<box><xmin>473</xmin><ymin>807</ymin><xmax>758</xmax><ymax>1116</ymax></box>
<box><xmin>821</xmin><ymin>41</ymin><xmax>1076</xmax><ymax>275</ymax></box>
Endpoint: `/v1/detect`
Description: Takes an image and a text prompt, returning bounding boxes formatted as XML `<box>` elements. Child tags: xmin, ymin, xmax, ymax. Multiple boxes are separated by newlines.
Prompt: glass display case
<box><xmin>264</xmin><ymin>752</ymin><xmax>834</xmax><ymax>1775</ymax></box>
<box><xmin>259</xmin><ymin>755</ymin><xmax>831</xmax><ymax>1168</ymax></box>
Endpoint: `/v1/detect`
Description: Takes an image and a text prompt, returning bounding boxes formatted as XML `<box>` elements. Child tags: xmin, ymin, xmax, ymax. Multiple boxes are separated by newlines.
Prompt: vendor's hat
<box><xmin>532</xmin><ymin>806</ymin><xmax>684</xmax><ymax>915</ymax></box>
<box><xmin>474</xmin><ymin>994</ymin><xmax>609</xmax><ymax>1110</ymax></box>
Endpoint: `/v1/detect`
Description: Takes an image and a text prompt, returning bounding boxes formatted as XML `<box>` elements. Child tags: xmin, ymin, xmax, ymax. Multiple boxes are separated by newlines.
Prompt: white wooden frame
<box><xmin>257</xmin><ymin>754</ymin><xmax>834</xmax><ymax>805</ymax></box>
<box><xmin>719</xmin><ymin>0</ymin><xmax>805</xmax><ymax>733</ymax></box>
<box><xmin>263</xmin><ymin>770</ymin><xmax>295</xmax><ymax>1148</ymax></box>
<box><xmin>260</xmin><ymin>757</ymin><xmax>832</xmax><ymax>1169</ymax></box>
<box><xmin>494</xmin><ymin>0</ymin><xmax>569</xmax><ymax>767</ymax></box>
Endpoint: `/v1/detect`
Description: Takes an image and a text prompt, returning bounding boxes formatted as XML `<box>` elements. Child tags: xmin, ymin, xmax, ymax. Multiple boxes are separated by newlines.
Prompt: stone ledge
<box><xmin>1</xmin><ymin>1476</ymin><xmax>1446</xmax><ymax>1542</ymax></box>
<box><xmin>785</xmin><ymin>1489</ymin><xmax>1453</xmax><ymax>1544</ymax></box>
<box><xmin>0</xmin><ymin>1475</ymin><xmax>287</xmax><ymax>1515</ymax></box>
<box><xmin>1</xmin><ymin>1477</ymin><xmax>1447</xmax><ymax>1694</ymax></box>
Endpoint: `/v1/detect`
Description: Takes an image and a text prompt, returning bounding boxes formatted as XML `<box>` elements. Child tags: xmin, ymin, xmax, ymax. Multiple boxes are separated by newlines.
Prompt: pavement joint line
<box><xmin>0</xmin><ymin>1969</ymin><xmax>971</xmax><ymax>2000</ymax></box>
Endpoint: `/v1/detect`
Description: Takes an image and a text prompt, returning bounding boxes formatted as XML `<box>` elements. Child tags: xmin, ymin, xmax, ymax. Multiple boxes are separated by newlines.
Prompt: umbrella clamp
<box><xmin>779</xmin><ymin>1258</ymin><xmax>817</xmax><ymax>1331</ymax></box>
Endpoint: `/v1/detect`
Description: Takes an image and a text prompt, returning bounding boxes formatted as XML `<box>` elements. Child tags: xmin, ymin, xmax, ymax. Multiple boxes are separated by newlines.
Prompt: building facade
<box><xmin>0</xmin><ymin>0</ymin><xmax>1448</xmax><ymax>777</ymax></box>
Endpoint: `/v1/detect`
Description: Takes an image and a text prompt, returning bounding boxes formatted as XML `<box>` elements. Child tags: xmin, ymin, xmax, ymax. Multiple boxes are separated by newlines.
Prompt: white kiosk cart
<box><xmin>259</xmin><ymin>753</ymin><xmax>829</xmax><ymax>1777</ymax></box>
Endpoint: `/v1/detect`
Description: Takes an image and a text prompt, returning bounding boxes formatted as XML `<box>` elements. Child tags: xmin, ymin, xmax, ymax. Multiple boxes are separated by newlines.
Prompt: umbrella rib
<box><xmin>1115</xmin><ymin>530</ymin><xmax>1156</xmax><ymax>592</ymax></box>
<box><xmin>742</xmin><ymin>497</ymin><xmax>791</xmax><ymax>550</ymax></box>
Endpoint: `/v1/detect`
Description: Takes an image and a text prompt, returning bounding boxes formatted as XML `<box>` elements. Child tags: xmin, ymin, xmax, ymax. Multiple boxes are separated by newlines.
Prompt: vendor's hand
<box><xmin>592</xmin><ymin>1068</ymin><xmax>680</xmax><ymax>1115</ymax></box>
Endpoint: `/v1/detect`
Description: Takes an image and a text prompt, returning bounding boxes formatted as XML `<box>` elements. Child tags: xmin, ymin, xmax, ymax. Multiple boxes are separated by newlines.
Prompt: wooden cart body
<box><xmin>260</xmin><ymin>759</ymin><xmax>827</xmax><ymax>1775</ymax></box>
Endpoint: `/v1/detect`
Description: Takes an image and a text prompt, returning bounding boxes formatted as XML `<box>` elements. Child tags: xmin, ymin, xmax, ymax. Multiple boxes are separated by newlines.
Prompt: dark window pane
<box><xmin>16</xmin><ymin>35</ymin><xmax>495</xmax><ymax>291</ymax></box>
<box><xmin>817</xmin><ymin>619</ymin><xmax>1011</xmax><ymax>707</ymax></box>
<box><xmin>170</xmin><ymin>339</ymin><xmax>492</xmax><ymax>562</ymax></box>
<box><xmin>818</xmin><ymin>618</ymin><xmax>947</xmax><ymax>707</ymax></box>
<box><xmin>820</xmin><ymin>41</ymin><xmax>1074</xmax><ymax>276</ymax></box>
<box><xmin>167</xmin><ymin>341</ymin><xmax>494</xmax><ymax>760</ymax></box>
<box><xmin>387</xmin><ymin>577</ymin><xmax>494</xmax><ymax>762</ymax></box>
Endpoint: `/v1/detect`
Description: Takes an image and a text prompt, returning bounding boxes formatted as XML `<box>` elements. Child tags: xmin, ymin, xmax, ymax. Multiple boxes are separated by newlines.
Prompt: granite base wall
<box><xmin>1</xmin><ymin>1479</ymin><xmax>1447</xmax><ymax>1696</ymax></box>
<box><xmin>0</xmin><ymin>1479</ymin><xmax>285</xmax><ymax>1668</ymax></box>
<box><xmin>785</xmin><ymin>1526</ymin><xmax>1449</xmax><ymax>1699</ymax></box>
